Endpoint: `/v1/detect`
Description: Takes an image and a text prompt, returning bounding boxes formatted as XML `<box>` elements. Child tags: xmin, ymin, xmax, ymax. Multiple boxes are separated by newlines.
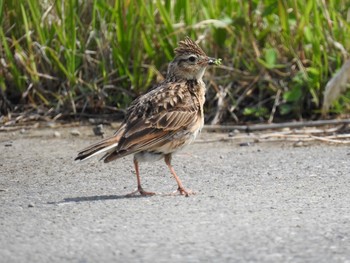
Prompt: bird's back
<box><xmin>102</xmin><ymin>79</ymin><xmax>205</xmax><ymax>162</ymax></box>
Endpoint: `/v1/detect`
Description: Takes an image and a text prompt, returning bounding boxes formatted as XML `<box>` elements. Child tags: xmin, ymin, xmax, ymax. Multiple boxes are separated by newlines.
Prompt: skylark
<box><xmin>75</xmin><ymin>37</ymin><xmax>219</xmax><ymax>196</ymax></box>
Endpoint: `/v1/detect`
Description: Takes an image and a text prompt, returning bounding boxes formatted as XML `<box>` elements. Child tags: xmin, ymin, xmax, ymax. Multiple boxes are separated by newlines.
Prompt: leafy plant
<box><xmin>0</xmin><ymin>0</ymin><xmax>349</xmax><ymax>122</ymax></box>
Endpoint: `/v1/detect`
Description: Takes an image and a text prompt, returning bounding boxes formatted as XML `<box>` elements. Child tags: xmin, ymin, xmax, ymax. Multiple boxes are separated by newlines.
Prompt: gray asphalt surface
<box><xmin>1</xmin><ymin>127</ymin><xmax>350</xmax><ymax>263</ymax></box>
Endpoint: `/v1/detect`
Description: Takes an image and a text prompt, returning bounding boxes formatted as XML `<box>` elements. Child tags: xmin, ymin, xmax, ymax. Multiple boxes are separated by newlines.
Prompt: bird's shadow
<box><xmin>47</xmin><ymin>194</ymin><xmax>150</xmax><ymax>205</ymax></box>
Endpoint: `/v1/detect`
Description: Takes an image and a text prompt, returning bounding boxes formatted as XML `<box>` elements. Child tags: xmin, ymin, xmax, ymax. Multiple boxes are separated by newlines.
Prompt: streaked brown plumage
<box><xmin>75</xmin><ymin>37</ymin><xmax>217</xmax><ymax>196</ymax></box>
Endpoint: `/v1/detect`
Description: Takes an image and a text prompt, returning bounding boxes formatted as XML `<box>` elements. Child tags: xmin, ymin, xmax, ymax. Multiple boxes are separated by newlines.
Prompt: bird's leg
<box><xmin>126</xmin><ymin>158</ymin><xmax>155</xmax><ymax>196</ymax></box>
<box><xmin>164</xmin><ymin>154</ymin><xmax>192</xmax><ymax>197</ymax></box>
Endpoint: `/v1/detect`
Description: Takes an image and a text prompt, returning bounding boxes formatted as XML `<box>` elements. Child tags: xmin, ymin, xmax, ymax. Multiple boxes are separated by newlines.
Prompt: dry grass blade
<box><xmin>198</xmin><ymin>124</ymin><xmax>350</xmax><ymax>145</ymax></box>
<box><xmin>322</xmin><ymin>59</ymin><xmax>350</xmax><ymax>114</ymax></box>
<box><xmin>204</xmin><ymin>119</ymin><xmax>350</xmax><ymax>132</ymax></box>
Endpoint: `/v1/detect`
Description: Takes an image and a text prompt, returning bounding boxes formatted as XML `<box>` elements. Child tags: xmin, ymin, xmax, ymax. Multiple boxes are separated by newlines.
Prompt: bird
<box><xmin>75</xmin><ymin>37</ymin><xmax>219</xmax><ymax>197</ymax></box>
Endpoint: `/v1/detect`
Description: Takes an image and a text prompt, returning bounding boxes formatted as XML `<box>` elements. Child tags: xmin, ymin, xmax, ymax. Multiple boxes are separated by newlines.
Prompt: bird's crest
<box><xmin>174</xmin><ymin>37</ymin><xmax>207</xmax><ymax>57</ymax></box>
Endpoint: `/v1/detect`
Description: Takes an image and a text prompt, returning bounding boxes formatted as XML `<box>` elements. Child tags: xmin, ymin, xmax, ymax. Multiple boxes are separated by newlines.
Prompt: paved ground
<box><xmin>0</xmin><ymin>126</ymin><xmax>350</xmax><ymax>262</ymax></box>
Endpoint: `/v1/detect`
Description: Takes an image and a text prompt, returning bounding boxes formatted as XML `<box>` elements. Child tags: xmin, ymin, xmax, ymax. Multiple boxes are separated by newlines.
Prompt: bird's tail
<box><xmin>75</xmin><ymin>129</ymin><xmax>124</xmax><ymax>162</ymax></box>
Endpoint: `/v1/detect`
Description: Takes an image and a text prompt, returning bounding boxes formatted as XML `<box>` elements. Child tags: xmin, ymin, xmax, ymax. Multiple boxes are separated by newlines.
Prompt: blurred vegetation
<box><xmin>0</xmin><ymin>0</ymin><xmax>349</xmax><ymax>124</ymax></box>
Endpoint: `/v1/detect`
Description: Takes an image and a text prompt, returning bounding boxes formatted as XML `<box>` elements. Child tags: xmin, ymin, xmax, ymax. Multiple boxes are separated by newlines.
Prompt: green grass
<box><xmin>1</xmin><ymin>0</ymin><xmax>349</xmax><ymax>123</ymax></box>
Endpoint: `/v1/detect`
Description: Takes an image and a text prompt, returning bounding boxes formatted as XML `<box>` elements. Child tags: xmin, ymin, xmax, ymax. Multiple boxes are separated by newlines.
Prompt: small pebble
<box><xmin>293</xmin><ymin>141</ymin><xmax>304</xmax><ymax>147</ymax></box>
<box><xmin>4</xmin><ymin>141</ymin><xmax>13</xmax><ymax>147</ymax></box>
<box><xmin>46</xmin><ymin>122</ymin><xmax>56</xmax><ymax>128</ymax></box>
<box><xmin>70</xmin><ymin>130</ymin><xmax>81</xmax><ymax>136</ymax></box>
<box><xmin>239</xmin><ymin>142</ymin><xmax>253</xmax><ymax>147</ymax></box>
<box><xmin>228</xmin><ymin>129</ymin><xmax>240</xmax><ymax>137</ymax></box>
<box><xmin>20</xmin><ymin>129</ymin><xmax>26</xmax><ymax>134</ymax></box>
<box><xmin>28</xmin><ymin>203</ymin><xmax>35</xmax><ymax>208</ymax></box>
<box><xmin>88</xmin><ymin>118</ymin><xmax>97</xmax><ymax>124</ymax></box>
<box><xmin>54</xmin><ymin>131</ymin><xmax>61</xmax><ymax>138</ymax></box>
<box><xmin>93</xmin><ymin>124</ymin><xmax>104</xmax><ymax>136</ymax></box>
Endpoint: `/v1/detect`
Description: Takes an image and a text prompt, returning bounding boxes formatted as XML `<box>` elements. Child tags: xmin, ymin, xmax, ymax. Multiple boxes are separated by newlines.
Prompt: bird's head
<box><xmin>167</xmin><ymin>37</ymin><xmax>220</xmax><ymax>81</ymax></box>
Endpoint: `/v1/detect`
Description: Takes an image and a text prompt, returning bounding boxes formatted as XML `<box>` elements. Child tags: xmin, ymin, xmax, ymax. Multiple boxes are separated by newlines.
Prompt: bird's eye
<box><xmin>188</xmin><ymin>56</ymin><xmax>196</xmax><ymax>62</ymax></box>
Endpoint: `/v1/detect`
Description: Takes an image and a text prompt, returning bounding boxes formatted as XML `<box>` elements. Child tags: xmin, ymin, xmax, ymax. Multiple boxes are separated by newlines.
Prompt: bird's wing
<box><xmin>103</xmin><ymin>81</ymin><xmax>202</xmax><ymax>162</ymax></box>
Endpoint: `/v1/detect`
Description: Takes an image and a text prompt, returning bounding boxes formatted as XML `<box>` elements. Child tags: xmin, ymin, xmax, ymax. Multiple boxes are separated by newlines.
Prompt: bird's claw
<box><xmin>173</xmin><ymin>187</ymin><xmax>194</xmax><ymax>197</ymax></box>
<box><xmin>125</xmin><ymin>187</ymin><xmax>155</xmax><ymax>197</ymax></box>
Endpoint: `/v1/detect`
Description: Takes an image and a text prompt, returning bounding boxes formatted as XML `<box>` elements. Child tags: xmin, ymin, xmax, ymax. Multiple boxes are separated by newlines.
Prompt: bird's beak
<box><xmin>207</xmin><ymin>57</ymin><xmax>222</xmax><ymax>66</ymax></box>
<box><xmin>208</xmin><ymin>58</ymin><xmax>216</xmax><ymax>65</ymax></box>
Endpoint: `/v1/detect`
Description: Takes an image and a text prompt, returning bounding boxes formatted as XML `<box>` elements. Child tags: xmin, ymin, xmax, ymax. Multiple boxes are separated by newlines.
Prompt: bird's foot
<box><xmin>139</xmin><ymin>189</ymin><xmax>156</xmax><ymax>196</ymax></box>
<box><xmin>173</xmin><ymin>187</ymin><xmax>194</xmax><ymax>197</ymax></box>
<box><xmin>125</xmin><ymin>187</ymin><xmax>155</xmax><ymax>197</ymax></box>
